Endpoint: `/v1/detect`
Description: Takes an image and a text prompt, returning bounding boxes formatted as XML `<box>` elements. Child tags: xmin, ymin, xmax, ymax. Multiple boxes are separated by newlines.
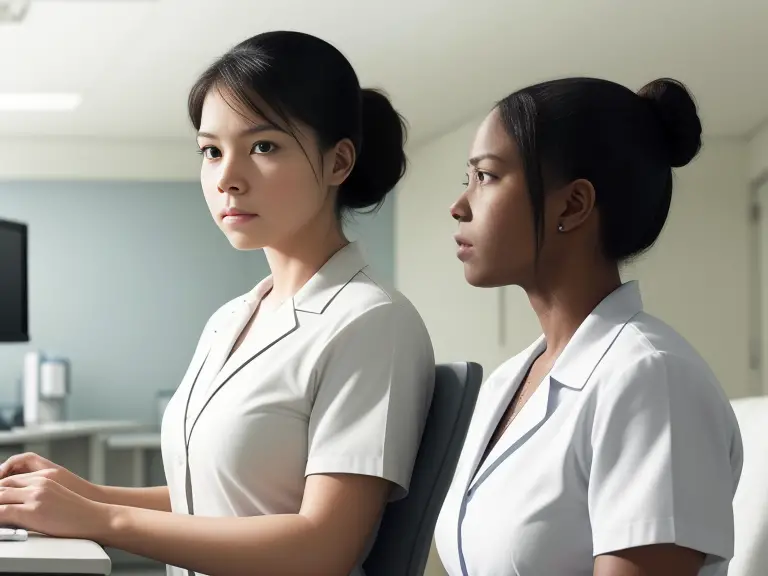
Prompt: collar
<box><xmin>242</xmin><ymin>241</ymin><xmax>368</xmax><ymax>315</ymax></box>
<box><xmin>548</xmin><ymin>281</ymin><xmax>644</xmax><ymax>390</ymax></box>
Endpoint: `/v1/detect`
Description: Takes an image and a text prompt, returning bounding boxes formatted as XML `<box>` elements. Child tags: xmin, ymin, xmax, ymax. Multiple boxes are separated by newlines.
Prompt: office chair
<box><xmin>364</xmin><ymin>362</ymin><xmax>483</xmax><ymax>576</ymax></box>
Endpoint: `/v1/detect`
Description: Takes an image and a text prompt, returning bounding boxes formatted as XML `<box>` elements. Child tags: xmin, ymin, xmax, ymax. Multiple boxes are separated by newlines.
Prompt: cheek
<box><xmin>200</xmin><ymin>166</ymin><xmax>221</xmax><ymax>216</ymax></box>
<box><xmin>482</xmin><ymin>192</ymin><xmax>532</xmax><ymax>252</ymax></box>
<box><xmin>472</xmin><ymin>188</ymin><xmax>536</xmax><ymax>279</ymax></box>
<box><xmin>259</xmin><ymin>160</ymin><xmax>326</xmax><ymax>223</ymax></box>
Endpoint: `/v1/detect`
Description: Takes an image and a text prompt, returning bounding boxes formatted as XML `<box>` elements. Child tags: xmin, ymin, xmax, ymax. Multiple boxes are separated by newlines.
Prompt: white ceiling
<box><xmin>2</xmin><ymin>0</ymin><xmax>768</xmax><ymax>144</ymax></box>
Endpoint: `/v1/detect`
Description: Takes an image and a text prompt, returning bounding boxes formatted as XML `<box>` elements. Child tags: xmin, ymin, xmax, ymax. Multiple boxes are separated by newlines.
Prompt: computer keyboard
<box><xmin>0</xmin><ymin>527</ymin><xmax>27</xmax><ymax>541</ymax></box>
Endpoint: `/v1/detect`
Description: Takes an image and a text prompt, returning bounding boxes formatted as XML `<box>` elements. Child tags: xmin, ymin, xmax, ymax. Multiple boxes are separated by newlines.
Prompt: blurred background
<box><xmin>1</xmin><ymin>1</ymin><xmax>767</xmax><ymax>574</ymax></box>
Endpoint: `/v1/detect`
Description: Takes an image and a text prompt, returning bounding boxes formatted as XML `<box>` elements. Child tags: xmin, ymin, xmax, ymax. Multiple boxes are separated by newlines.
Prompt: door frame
<box><xmin>750</xmin><ymin>170</ymin><xmax>768</xmax><ymax>396</ymax></box>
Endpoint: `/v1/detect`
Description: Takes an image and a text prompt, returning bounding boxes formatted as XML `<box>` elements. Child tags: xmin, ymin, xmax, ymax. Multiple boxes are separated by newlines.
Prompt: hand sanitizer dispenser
<box><xmin>39</xmin><ymin>357</ymin><xmax>69</xmax><ymax>422</ymax></box>
<box><xmin>22</xmin><ymin>351</ymin><xmax>41</xmax><ymax>426</ymax></box>
<box><xmin>23</xmin><ymin>351</ymin><xmax>70</xmax><ymax>426</ymax></box>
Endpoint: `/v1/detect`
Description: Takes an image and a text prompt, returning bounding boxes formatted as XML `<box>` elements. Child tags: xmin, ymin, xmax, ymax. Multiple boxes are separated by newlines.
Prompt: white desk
<box><xmin>0</xmin><ymin>421</ymin><xmax>143</xmax><ymax>485</ymax></box>
<box><xmin>0</xmin><ymin>532</ymin><xmax>110</xmax><ymax>574</ymax></box>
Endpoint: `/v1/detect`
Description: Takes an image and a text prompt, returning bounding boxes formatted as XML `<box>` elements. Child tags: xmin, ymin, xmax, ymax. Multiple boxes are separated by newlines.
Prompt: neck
<box><xmin>262</xmin><ymin>222</ymin><xmax>348</xmax><ymax>306</ymax></box>
<box><xmin>526</xmin><ymin>260</ymin><xmax>621</xmax><ymax>358</ymax></box>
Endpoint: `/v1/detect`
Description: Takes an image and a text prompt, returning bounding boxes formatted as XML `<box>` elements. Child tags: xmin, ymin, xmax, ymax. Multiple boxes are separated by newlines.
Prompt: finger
<box><xmin>0</xmin><ymin>456</ymin><xmax>21</xmax><ymax>478</ymax></box>
<box><xmin>0</xmin><ymin>453</ymin><xmax>37</xmax><ymax>478</ymax></box>
<box><xmin>0</xmin><ymin>487</ymin><xmax>31</xmax><ymax>506</ymax></box>
<box><xmin>0</xmin><ymin>504</ymin><xmax>21</xmax><ymax>527</ymax></box>
<box><xmin>0</xmin><ymin>473</ymin><xmax>48</xmax><ymax>489</ymax></box>
<box><xmin>0</xmin><ymin>502</ymin><xmax>38</xmax><ymax>530</ymax></box>
<box><xmin>1</xmin><ymin>469</ymin><xmax>51</xmax><ymax>485</ymax></box>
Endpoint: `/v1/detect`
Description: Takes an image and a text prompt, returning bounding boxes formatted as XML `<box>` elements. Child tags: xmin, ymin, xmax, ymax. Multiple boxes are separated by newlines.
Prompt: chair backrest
<box><xmin>730</xmin><ymin>395</ymin><xmax>768</xmax><ymax>576</ymax></box>
<box><xmin>364</xmin><ymin>361</ymin><xmax>483</xmax><ymax>576</ymax></box>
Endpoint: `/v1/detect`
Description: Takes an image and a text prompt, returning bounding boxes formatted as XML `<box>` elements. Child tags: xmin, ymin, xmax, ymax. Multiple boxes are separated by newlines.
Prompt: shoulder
<box><xmin>604</xmin><ymin>311</ymin><xmax>725</xmax><ymax>397</ymax></box>
<box><xmin>309</xmin><ymin>267</ymin><xmax>435</xmax><ymax>404</ymax></box>
<box><xmin>593</xmin><ymin>312</ymin><xmax>739</xmax><ymax>441</ymax></box>
<box><xmin>325</xmin><ymin>266</ymin><xmax>432</xmax><ymax>343</ymax></box>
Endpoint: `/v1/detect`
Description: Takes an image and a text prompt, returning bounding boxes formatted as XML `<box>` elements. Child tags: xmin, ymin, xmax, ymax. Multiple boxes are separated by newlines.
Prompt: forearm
<box><xmin>92</xmin><ymin>485</ymin><xmax>171</xmax><ymax>512</ymax></box>
<box><xmin>100</xmin><ymin>506</ymin><xmax>345</xmax><ymax>576</ymax></box>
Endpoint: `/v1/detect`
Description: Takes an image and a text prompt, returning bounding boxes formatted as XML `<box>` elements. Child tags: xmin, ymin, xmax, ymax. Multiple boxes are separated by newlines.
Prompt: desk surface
<box><xmin>0</xmin><ymin>532</ymin><xmax>110</xmax><ymax>574</ymax></box>
<box><xmin>106</xmin><ymin>432</ymin><xmax>161</xmax><ymax>450</ymax></box>
<box><xmin>0</xmin><ymin>421</ymin><xmax>142</xmax><ymax>445</ymax></box>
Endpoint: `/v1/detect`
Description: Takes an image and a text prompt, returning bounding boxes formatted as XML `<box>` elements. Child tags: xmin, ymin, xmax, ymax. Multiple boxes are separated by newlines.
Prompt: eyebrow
<box><xmin>468</xmin><ymin>153</ymin><xmax>506</xmax><ymax>167</ymax></box>
<box><xmin>197</xmin><ymin>124</ymin><xmax>284</xmax><ymax>140</ymax></box>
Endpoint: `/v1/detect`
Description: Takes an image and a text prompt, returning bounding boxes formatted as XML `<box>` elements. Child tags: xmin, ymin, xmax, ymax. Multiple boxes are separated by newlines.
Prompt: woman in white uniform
<box><xmin>435</xmin><ymin>77</ymin><xmax>742</xmax><ymax>576</ymax></box>
<box><xmin>0</xmin><ymin>31</ymin><xmax>435</xmax><ymax>576</ymax></box>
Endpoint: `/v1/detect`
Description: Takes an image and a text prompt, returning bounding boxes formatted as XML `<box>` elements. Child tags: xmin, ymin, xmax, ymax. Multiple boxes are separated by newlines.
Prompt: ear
<box><xmin>554</xmin><ymin>178</ymin><xmax>596</xmax><ymax>232</ymax></box>
<box><xmin>326</xmin><ymin>138</ymin><xmax>356</xmax><ymax>187</ymax></box>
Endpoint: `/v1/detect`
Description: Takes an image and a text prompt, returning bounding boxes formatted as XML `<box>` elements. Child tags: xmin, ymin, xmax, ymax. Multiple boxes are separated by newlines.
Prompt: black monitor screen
<box><xmin>0</xmin><ymin>219</ymin><xmax>28</xmax><ymax>342</ymax></box>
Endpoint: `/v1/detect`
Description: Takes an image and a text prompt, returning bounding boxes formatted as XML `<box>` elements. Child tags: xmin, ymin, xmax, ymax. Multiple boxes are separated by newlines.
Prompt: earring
<box><xmin>557</xmin><ymin>223</ymin><xmax>565</xmax><ymax>232</ymax></box>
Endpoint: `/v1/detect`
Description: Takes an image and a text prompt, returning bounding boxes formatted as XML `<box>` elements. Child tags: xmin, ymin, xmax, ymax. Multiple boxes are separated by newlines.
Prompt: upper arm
<box><xmin>298</xmin><ymin>473</ymin><xmax>391</xmax><ymax>574</ymax></box>
<box><xmin>306</xmin><ymin>301</ymin><xmax>435</xmax><ymax>500</ymax></box>
<box><xmin>298</xmin><ymin>301</ymin><xmax>434</xmax><ymax>572</ymax></box>
<box><xmin>588</xmin><ymin>352</ymin><xmax>740</xmax><ymax>571</ymax></box>
<box><xmin>594</xmin><ymin>544</ymin><xmax>705</xmax><ymax>576</ymax></box>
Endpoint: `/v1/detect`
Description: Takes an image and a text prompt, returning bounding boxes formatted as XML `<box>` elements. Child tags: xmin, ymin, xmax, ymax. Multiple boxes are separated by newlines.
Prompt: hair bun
<box><xmin>638</xmin><ymin>78</ymin><xmax>702</xmax><ymax>168</ymax></box>
<box><xmin>337</xmin><ymin>88</ymin><xmax>407</xmax><ymax>212</ymax></box>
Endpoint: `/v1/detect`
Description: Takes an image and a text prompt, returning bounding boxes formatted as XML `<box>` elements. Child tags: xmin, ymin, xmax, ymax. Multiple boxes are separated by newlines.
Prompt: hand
<box><xmin>0</xmin><ymin>453</ymin><xmax>99</xmax><ymax>501</ymax></box>
<box><xmin>0</xmin><ymin>475</ymin><xmax>110</xmax><ymax>540</ymax></box>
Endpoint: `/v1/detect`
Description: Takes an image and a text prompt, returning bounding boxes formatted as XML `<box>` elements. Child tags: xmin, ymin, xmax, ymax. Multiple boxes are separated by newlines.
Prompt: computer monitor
<box><xmin>0</xmin><ymin>218</ymin><xmax>29</xmax><ymax>342</ymax></box>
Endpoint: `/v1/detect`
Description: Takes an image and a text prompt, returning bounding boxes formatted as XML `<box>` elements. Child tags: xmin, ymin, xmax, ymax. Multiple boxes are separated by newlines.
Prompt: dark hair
<box><xmin>496</xmin><ymin>77</ymin><xmax>702</xmax><ymax>261</ymax></box>
<box><xmin>188</xmin><ymin>31</ymin><xmax>407</xmax><ymax>214</ymax></box>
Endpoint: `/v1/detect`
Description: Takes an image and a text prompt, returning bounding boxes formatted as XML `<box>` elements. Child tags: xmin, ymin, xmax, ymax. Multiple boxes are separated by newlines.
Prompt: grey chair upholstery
<box><xmin>364</xmin><ymin>362</ymin><xmax>484</xmax><ymax>576</ymax></box>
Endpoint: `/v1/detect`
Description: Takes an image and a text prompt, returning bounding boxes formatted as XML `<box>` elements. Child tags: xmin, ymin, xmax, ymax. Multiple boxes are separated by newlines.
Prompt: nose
<box><xmin>217</xmin><ymin>183</ymin><xmax>242</xmax><ymax>195</ymax></box>
<box><xmin>450</xmin><ymin>196</ymin><xmax>470</xmax><ymax>222</ymax></box>
<box><xmin>217</xmin><ymin>158</ymin><xmax>248</xmax><ymax>196</ymax></box>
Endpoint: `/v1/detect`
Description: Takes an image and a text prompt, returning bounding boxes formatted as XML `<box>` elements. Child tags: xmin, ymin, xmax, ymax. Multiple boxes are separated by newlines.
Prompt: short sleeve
<box><xmin>306</xmin><ymin>301</ymin><xmax>435</xmax><ymax>500</ymax></box>
<box><xmin>589</xmin><ymin>351</ymin><xmax>741</xmax><ymax>566</ymax></box>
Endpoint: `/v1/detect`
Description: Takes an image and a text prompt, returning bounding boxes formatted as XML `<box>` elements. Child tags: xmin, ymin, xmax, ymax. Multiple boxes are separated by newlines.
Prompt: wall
<box><xmin>0</xmin><ymin>180</ymin><xmax>395</xmax><ymax>425</ymax></box>
<box><xmin>0</xmin><ymin>137</ymin><xmax>200</xmax><ymax>182</ymax></box>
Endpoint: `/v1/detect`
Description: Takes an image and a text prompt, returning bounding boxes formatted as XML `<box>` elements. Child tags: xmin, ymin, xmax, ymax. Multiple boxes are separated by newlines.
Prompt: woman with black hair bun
<box><xmin>436</xmin><ymin>77</ymin><xmax>742</xmax><ymax>576</ymax></box>
<box><xmin>0</xmin><ymin>31</ymin><xmax>435</xmax><ymax>576</ymax></box>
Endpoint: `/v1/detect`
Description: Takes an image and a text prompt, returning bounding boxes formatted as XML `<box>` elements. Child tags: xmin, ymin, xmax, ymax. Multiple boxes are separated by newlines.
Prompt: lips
<box><xmin>454</xmin><ymin>234</ymin><xmax>474</xmax><ymax>262</ymax></box>
<box><xmin>220</xmin><ymin>207</ymin><xmax>258</xmax><ymax>227</ymax></box>
<box><xmin>221</xmin><ymin>207</ymin><xmax>256</xmax><ymax>218</ymax></box>
<box><xmin>454</xmin><ymin>234</ymin><xmax>472</xmax><ymax>249</ymax></box>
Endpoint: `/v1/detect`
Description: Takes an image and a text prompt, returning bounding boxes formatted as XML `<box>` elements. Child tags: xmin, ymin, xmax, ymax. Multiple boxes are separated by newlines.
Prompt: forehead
<box><xmin>199</xmin><ymin>89</ymin><xmax>259</xmax><ymax>130</ymax></box>
<box><xmin>199</xmin><ymin>87</ymin><xmax>291</xmax><ymax>131</ymax></box>
<box><xmin>470</xmin><ymin>108</ymin><xmax>518</xmax><ymax>163</ymax></box>
<box><xmin>198</xmin><ymin>87</ymin><xmax>318</xmax><ymax>146</ymax></box>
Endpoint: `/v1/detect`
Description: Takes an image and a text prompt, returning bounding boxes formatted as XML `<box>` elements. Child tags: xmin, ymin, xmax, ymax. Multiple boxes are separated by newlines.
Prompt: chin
<box><xmin>463</xmin><ymin>264</ymin><xmax>493</xmax><ymax>288</ymax></box>
<box><xmin>225</xmin><ymin>233</ymin><xmax>266</xmax><ymax>251</ymax></box>
<box><xmin>463</xmin><ymin>262</ymin><xmax>517</xmax><ymax>289</ymax></box>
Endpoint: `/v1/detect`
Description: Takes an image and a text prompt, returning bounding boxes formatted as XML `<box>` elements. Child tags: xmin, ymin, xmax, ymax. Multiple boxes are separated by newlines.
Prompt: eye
<box><xmin>252</xmin><ymin>141</ymin><xmax>277</xmax><ymax>155</ymax></box>
<box><xmin>465</xmin><ymin>168</ymin><xmax>495</xmax><ymax>186</ymax></box>
<box><xmin>476</xmin><ymin>170</ymin><xmax>494</xmax><ymax>184</ymax></box>
<box><xmin>198</xmin><ymin>145</ymin><xmax>221</xmax><ymax>160</ymax></box>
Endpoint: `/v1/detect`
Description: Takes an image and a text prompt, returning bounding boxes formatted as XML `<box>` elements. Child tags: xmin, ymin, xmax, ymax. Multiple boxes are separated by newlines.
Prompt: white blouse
<box><xmin>435</xmin><ymin>281</ymin><xmax>742</xmax><ymax>576</ymax></box>
<box><xmin>161</xmin><ymin>242</ymin><xmax>435</xmax><ymax>576</ymax></box>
